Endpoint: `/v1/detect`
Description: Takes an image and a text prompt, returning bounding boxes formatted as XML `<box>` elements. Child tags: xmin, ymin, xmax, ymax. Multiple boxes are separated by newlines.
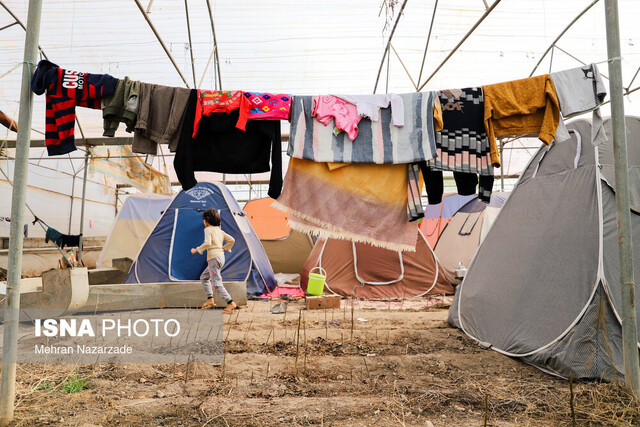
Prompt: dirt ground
<box><xmin>5</xmin><ymin>297</ymin><xmax>640</xmax><ymax>426</ymax></box>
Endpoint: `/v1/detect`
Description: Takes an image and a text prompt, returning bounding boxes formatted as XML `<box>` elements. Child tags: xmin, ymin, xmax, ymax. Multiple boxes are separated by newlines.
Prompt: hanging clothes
<box><xmin>45</xmin><ymin>227</ymin><xmax>81</xmax><ymax>249</ymax></box>
<box><xmin>312</xmin><ymin>95</ymin><xmax>360</xmax><ymax>141</ymax></box>
<box><xmin>274</xmin><ymin>158</ymin><xmax>419</xmax><ymax>252</ymax></box>
<box><xmin>420</xmin><ymin>165</ymin><xmax>491</xmax><ymax>204</ymax></box>
<box><xmin>174</xmin><ymin>90</ymin><xmax>283</xmax><ymax>198</ymax></box>
<box><xmin>406</xmin><ymin>163</ymin><xmax>424</xmax><ymax>222</ymax></box>
<box><xmin>31</xmin><ymin>60</ymin><xmax>118</xmax><ymax>156</ymax></box>
<box><xmin>551</xmin><ymin>63</ymin><xmax>607</xmax><ymax>145</ymax></box>
<box><xmin>287</xmin><ymin>92</ymin><xmax>438</xmax><ymax>164</ymax></box>
<box><xmin>483</xmin><ymin>74</ymin><xmax>561</xmax><ymax>167</ymax></box>
<box><xmin>132</xmin><ymin>83</ymin><xmax>191</xmax><ymax>155</ymax></box>
<box><xmin>89</xmin><ymin>146</ymin><xmax>170</xmax><ymax>193</ymax></box>
<box><xmin>193</xmin><ymin>90</ymin><xmax>252</xmax><ymax>137</ymax></box>
<box><xmin>102</xmin><ymin>76</ymin><xmax>141</xmax><ymax>137</ymax></box>
<box><xmin>0</xmin><ymin>217</ymin><xmax>27</xmax><ymax>238</ymax></box>
<box><xmin>244</xmin><ymin>92</ymin><xmax>292</xmax><ymax>121</ymax></box>
<box><xmin>335</xmin><ymin>93</ymin><xmax>405</xmax><ymax>126</ymax></box>
<box><xmin>433</xmin><ymin>96</ymin><xmax>443</xmax><ymax>131</ymax></box>
<box><xmin>423</xmin><ymin>87</ymin><xmax>495</xmax><ymax>203</ymax></box>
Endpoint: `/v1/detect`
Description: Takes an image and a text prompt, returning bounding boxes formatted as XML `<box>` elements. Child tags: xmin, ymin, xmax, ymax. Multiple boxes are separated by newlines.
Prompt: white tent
<box><xmin>434</xmin><ymin>192</ymin><xmax>508</xmax><ymax>285</ymax></box>
<box><xmin>96</xmin><ymin>193</ymin><xmax>171</xmax><ymax>268</ymax></box>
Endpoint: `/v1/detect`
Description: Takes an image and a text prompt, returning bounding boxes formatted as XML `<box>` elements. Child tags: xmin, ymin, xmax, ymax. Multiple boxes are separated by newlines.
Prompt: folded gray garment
<box><xmin>551</xmin><ymin>63</ymin><xmax>607</xmax><ymax>145</ymax></box>
<box><xmin>133</xmin><ymin>83</ymin><xmax>191</xmax><ymax>155</ymax></box>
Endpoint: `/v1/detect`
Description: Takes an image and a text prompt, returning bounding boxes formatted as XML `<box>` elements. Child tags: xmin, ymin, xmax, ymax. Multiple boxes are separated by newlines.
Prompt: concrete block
<box><xmin>79</xmin><ymin>281</ymin><xmax>247</xmax><ymax>313</ymax></box>
<box><xmin>0</xmin><ymin>277</ymin><xmax>43</xmax><ymax>295</ymax></box>
<box><xmin>88</xmin><ymin>268</ymin><xmax>127</xmax><ymax>286</ymax></box>
<box><xmin>112</xmin><ymin>257</ymin><xmax>133</xmax><ymax>274</ymax></box>
<box><xmin>13</xmin><ymin>267</ymin><xmax>89</xmax><ymax>320</ymax></box>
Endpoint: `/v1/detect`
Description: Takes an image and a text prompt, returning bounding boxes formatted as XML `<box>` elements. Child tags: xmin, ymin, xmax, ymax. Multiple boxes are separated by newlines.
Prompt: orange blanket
<box><xmin>274</xmin><ymin>158</ymin><xmax>419</xmax><ymax>252</ymax></box>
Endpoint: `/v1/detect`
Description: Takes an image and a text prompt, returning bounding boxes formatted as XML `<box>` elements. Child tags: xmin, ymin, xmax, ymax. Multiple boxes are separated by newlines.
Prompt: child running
<box><xmin>190</xmin><ymin>208</ymin><xmax>238</xmax><ymax>313</ymax></box>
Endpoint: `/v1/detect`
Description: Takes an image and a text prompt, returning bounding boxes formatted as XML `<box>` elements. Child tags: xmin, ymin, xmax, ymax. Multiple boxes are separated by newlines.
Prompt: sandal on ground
<box><xmin>201</xmin><ymin>300</ymin><xmax>216</xmax><ymax>309</ymax></box>
<box><xmin>223</xmin><ymin>302</ymin><xmax>238</xmax><ymax>314</ymax></box>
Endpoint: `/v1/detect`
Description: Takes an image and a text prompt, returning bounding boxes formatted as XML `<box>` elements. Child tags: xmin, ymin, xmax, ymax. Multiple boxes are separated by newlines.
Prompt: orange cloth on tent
<box><xmin>483</xmin><ymin>74</ymin><xmax>561</xmax><ymax>167</ymax></box>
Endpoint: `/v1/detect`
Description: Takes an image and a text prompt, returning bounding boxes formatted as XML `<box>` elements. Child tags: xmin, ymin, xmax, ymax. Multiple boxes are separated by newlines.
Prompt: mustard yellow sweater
<box><xmin>483</xmin><ymin>74</ymin><xmax>560</xmax><ymax>167</ymax></box>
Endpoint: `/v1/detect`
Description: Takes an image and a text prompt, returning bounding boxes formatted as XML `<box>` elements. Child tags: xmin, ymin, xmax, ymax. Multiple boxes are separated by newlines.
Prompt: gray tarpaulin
<box><xmin>449</xmin><ymin>116</ymin><xmax>640</xmax><ymax>381</ymax></box>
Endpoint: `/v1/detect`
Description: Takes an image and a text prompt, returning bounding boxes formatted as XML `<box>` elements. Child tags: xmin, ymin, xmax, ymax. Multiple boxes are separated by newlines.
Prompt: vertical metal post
<box><xmin>500</xmin><ymin>141</ymin><xmax>504</xmax><ymax>191</ymax></box>
<box><xmin>604</xmin><ymin>0</ymin><xmax>640</xmax><ymax>397</ymax></box>
<box><xmin>0</xmin><ymin>0</ymin><xmax>42</xmax><ymax>424</ymax></box>
<box><xmin>77</xmin><ymin>148</ymin><xmax>90</xmax><ymax>265</ymax></box>
<box><xmin>67</xmin><ymin>173</ymin><xmax>76</xmax><ymax>234</ymax></box>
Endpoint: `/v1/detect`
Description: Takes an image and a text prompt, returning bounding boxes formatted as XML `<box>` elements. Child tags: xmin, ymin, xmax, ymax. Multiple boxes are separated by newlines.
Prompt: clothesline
<box><xmin>29</xmin><ymin>59</ymin><xmax>608</xmax><ymax>252</ymax></box>
<box><xmin>0</xmin><ymin>161</ymin><xmax>74</xmax><ymax>267</ymax></box>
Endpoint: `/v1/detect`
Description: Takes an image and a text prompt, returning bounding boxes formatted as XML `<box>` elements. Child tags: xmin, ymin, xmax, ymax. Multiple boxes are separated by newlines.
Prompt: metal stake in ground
<box><xmin>295</xmin><ymin>310</ymin><xmax>302</xmax><ymax>377</ymax></box>
<box><xmin>303</xmin><ymin>312</ymin><xmax>308</xmax><ymax>376</ymax></box>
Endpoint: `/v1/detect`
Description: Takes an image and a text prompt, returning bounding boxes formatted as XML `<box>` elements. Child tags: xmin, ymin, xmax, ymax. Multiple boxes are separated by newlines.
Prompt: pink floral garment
<box><xmin>311</xmin><ymin>95</ymin><xmax>360</xmax><ymax>141</ymax></box>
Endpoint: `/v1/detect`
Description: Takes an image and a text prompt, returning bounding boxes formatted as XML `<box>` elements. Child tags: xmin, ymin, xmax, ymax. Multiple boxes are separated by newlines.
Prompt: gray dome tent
<box><xmin>449</xmin><ymin>116</ymin><xmax>640</xmax><ymax>381</ymax></box>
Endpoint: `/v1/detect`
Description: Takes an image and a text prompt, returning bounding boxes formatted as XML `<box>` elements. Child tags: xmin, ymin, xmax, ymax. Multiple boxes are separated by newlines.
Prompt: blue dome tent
<box><xmin>123</xmin><ymin>182</ymin><xmax>277</xmax><ymax>295</ymax></box>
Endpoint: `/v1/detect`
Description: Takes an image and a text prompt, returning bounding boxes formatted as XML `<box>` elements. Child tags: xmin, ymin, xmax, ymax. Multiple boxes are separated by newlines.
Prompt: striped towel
<box><xmin>287</xmin><ymin>92</ymin><xmax>438</xmax><ymax>164</ymax></box>
<box><xmin>407</xmin><ymin>163</ymin><xmax>424</xmax><ymax>221</ymax></box>
<box><xmin>274</xmin><ymin>158</ymin><xmax>419</xmax><ymax>252</ymax></box>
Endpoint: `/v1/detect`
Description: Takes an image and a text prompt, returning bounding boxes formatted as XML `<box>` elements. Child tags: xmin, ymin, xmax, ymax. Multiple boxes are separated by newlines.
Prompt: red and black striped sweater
<box><xmin>31</xmin><ymin>60</ymin><xmax>118</xmax><ymax>155</ymax></box>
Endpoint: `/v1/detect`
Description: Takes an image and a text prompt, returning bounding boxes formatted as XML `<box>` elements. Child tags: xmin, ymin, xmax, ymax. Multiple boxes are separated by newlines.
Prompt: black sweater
<box><xmin>174</xmin><ymin>90</ymin><xmax>283</xmax><ymax>198</ymax></box>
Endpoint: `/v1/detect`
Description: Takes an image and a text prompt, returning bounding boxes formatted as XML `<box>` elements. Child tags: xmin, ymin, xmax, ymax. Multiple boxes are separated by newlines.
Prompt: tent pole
<box><xmin>198</xmin><ymin>44</ymin><xmax>217</xmax><ymax>89</ymax></box>
<box><xmin>604</xmin><ymin>0</ymin><xmax>640</xmax><ymax>398</ymax></box>
<box><xmin>0</xmin><ymin>1</ymin><xmax>47</xmax><ymax>60</ymax></box>
<box><xmin>529</xmin><ymin>0</ymin><xmax>600</xmax><ymax>78</ymax></box>
<box><xmin>133</xmin><ymin>0</ymin><xmax>190</xmax><ymax>88</ymax></box>
<box><xmin>0</xmin><ymin>0</ymin><xmax>42</xmax><ymax>424</ymax></box>
<box><xmin>205</xmin><ymin>0</ymin><xmax>222</xmax><ymax>91</ymax></box>
<box><xmin>77</xmin><ymin>148</ymin><xmax>90</xmax><ymax>265</ymax></box>
<box><xmin>416</xmin><ymin>0</ymin><xmax>438</xmax><ymax>89</ymax></box>
<box><xmin>417</xmin><ymin>0</ymin><xmax>502</xmax><ymax>92</ymax></box>
<box><xmin>183</xmin><ymin>0</ymin><xmax>197</xmax><ymax>89</ymax></box>
<box><xmin>373</xmin><ymin>0</ymin><xmax>409</xmax><ymax>94</ymax></box>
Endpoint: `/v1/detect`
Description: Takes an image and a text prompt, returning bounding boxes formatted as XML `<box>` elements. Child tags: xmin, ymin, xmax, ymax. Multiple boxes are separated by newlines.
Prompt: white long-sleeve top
<box><xmin>196</xmin><ymin>225</ymin><xmax>235</xmax><ymax>261</ymax></box>
<box><xmin>335</xmin><ymin>94</ymin><xmax>405</xmax><ymax>126</ymax></box>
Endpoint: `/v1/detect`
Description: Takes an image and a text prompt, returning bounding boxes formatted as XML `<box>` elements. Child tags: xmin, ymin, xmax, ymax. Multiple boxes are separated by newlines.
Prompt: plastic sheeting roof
<box><xmin>1</xmin><ymin>0</ymin><xmax>639</xmax><ymax>178</ymax></box>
